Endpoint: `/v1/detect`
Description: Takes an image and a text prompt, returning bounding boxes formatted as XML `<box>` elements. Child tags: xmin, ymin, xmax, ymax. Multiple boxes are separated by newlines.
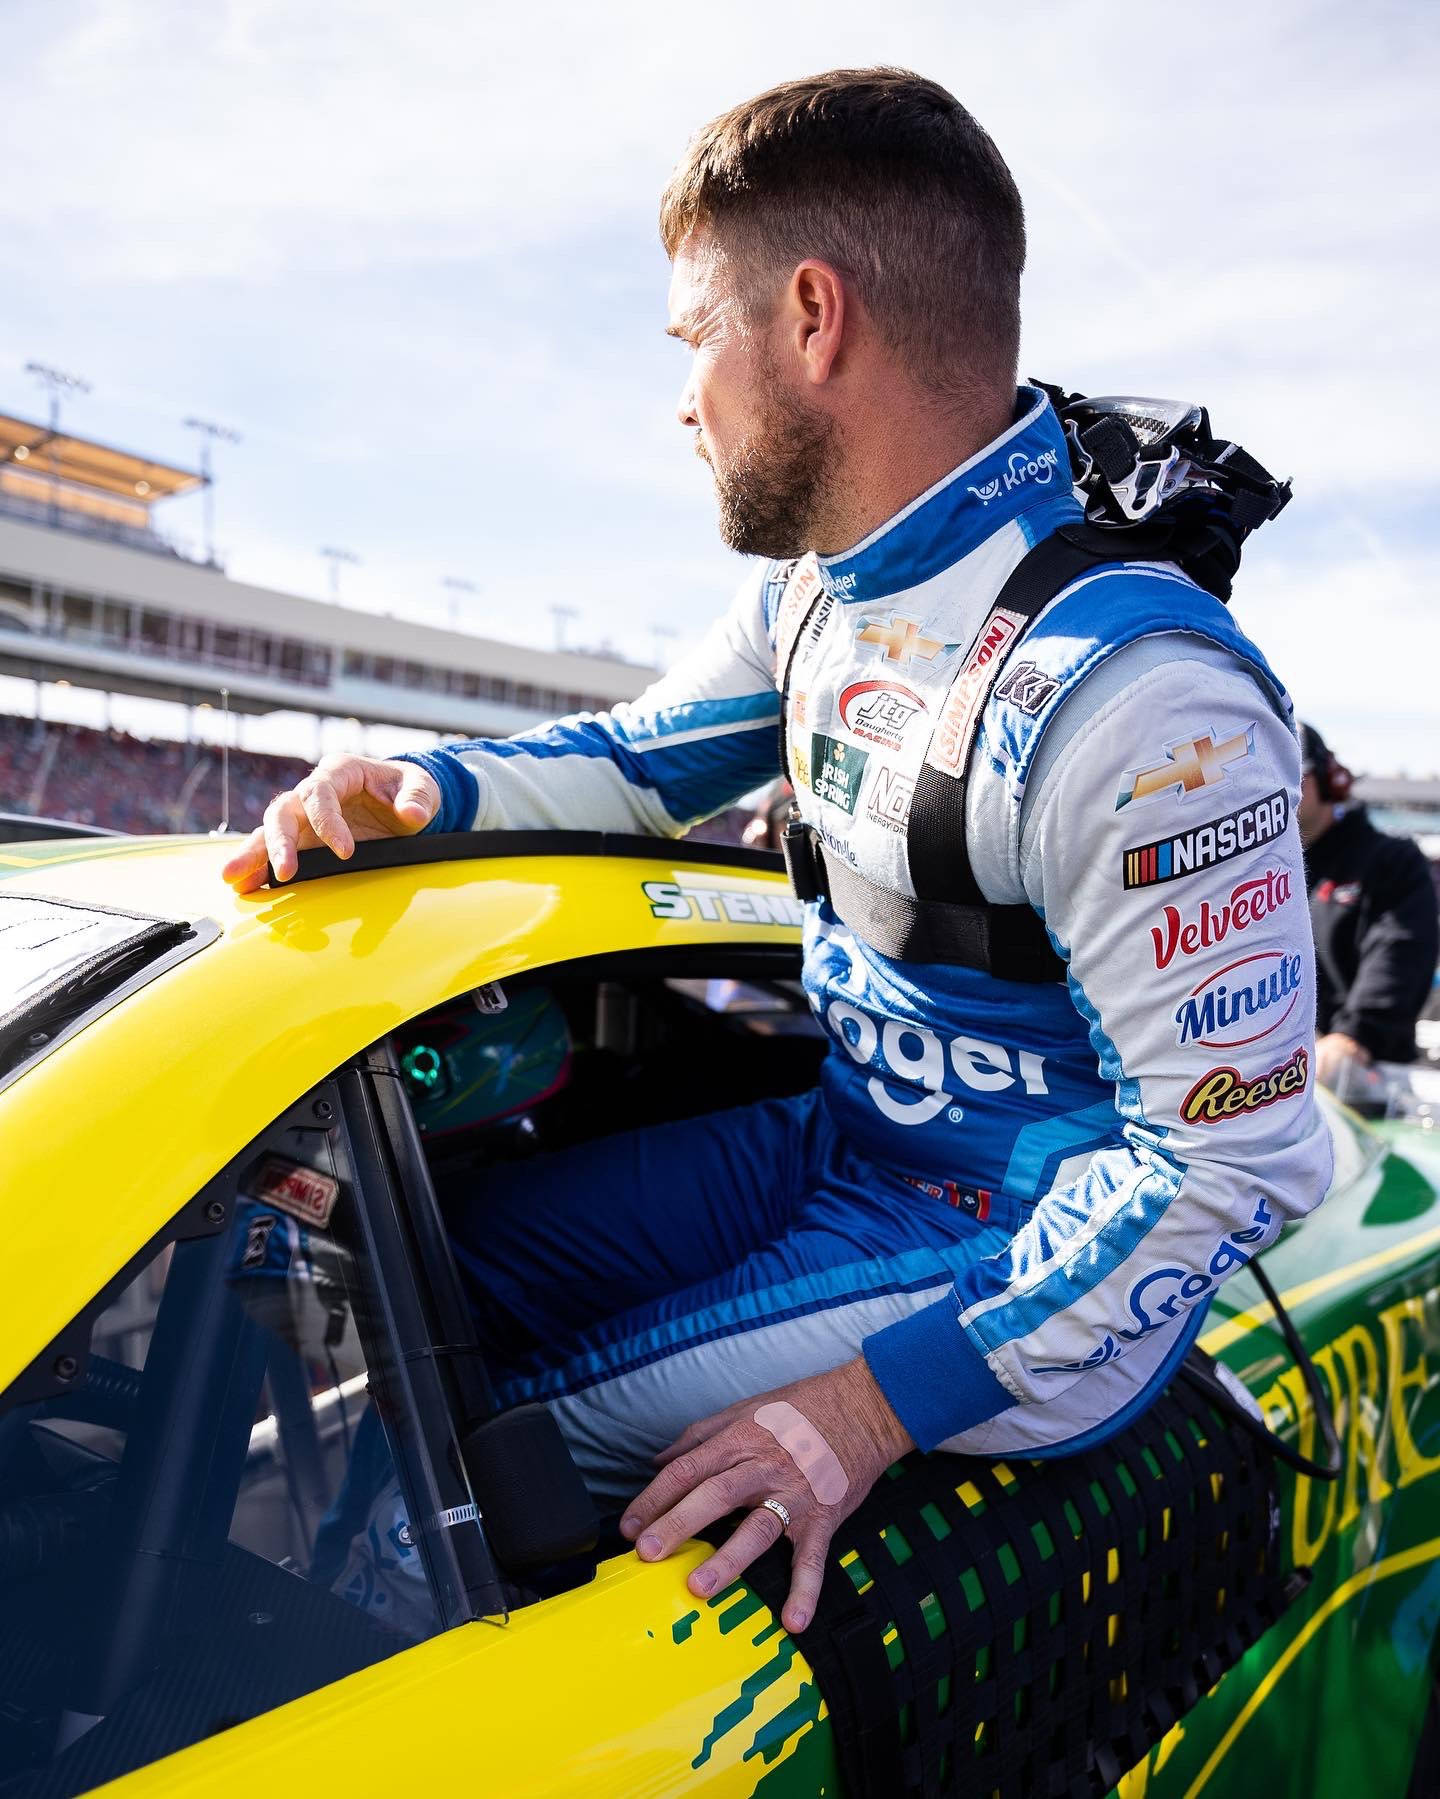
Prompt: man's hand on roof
<box><xmin>220</xmin><ymin>754</ymin><xmax>441</xmax><ymax>893</ymax></box>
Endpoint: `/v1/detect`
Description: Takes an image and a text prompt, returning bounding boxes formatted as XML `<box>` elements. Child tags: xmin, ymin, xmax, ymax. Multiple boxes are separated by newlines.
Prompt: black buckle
<box><xmin>782</xmin><ymin>812</ymin><xmax>825</xmax><ymax>903</ymax></box>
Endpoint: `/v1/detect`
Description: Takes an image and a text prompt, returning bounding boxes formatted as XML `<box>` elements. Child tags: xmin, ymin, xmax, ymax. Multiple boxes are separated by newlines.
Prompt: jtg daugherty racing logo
<box><xmin>967</xmin><ymin>446</ymin><xmax>1061</xmax><ymax>504</ymax></box>
<box><xmin>838</xmin><ymin>680</ymin><xmax>926</xmax><ymax>751</ymax></box>
<box><xmin>1150</xmin><ymin>866</ymin><xmax>1293</xmax><ymax>969</ymax></box>
<box><xmin>1032</xmin><ymin>1195</ymin><xmax>1275</xmax><ymax>1374</ymax></box>
<box><xmin>1180</xmin><ymin>1045</ymin><xmax>1309</xmax><ymax>1124</ymax></box>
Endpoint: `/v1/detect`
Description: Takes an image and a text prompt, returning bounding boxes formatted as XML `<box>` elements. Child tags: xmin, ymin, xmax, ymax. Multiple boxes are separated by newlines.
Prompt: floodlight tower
<box><xmin>442</xmin><ymin>575</ymin><xmax>479</xmax><ymax>631</ymax></box>
<box><xmin>319</xmin><ymin>546</ymin><xmax>361</xmax><ymax>602</ymax></box>
<box><xmin>551</xmin><ymin>604</ymin><xmax>578</xmax><ymax>652</ymax></box>
<box><xmin>24</xmin><ymin>361</ymin><xmax>91</xmax><ymax>525</ymax></box>
<box><xmin>183</xmin><ymin>416</ymin><xmax>242</xmax><ymax>567</ymax></box>
<box><xmin>650</xmin><ymin>623</ymin><xmax>677</xmax><ymax>672</ymax></box>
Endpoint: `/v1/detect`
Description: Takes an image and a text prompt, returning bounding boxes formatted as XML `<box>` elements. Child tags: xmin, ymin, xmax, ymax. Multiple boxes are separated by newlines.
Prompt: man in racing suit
<box><xmin>224</xmin><ymin>69</ymin><xmax>1331</xmax><ymax>1634</ymax></box>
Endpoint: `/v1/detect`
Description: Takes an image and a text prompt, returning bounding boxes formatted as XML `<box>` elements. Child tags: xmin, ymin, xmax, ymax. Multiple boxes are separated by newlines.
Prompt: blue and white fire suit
<box><xmin>401</xmin><ymin>387</ymin><xmax>1332</xmax><ymax>1504</ymax></box>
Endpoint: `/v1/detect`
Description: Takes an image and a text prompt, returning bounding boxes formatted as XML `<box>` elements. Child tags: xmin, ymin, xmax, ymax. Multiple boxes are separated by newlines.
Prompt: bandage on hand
<box><xmin>753</xmin><ymin>1400</ymin><xmax>849</xmax><ymax>1505</ymax></box>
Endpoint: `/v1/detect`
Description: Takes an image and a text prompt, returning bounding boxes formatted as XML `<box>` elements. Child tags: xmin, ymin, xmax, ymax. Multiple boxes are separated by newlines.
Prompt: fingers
<box><xmin>262</xmin><ymin>789</ymin><xmax>313</xmax><ymax>884</ymax></box>
<box><xmin>687</xmin><ymin>1502</ymin><xmax>787</xmax><ymax>1600</ymax></box>
<box><xmin>654</xmin><ymin>1399</ymin><xmax>750</xmax><ymax>1468</ymax></box>
<box><xmin>300</xmin><ymin>774</ymin><xmax>353</xmax><ymax>859</ymax></box>
<box><xmin>389</xmin><ymin>762</ymin><xmax>440</xmax><ymax>830</ymax></box>
<box><xmin>633</xmin><ymin>1466</ymin><xmax>770</xmax><ymax>1576</ymax></box>
<box><xmin>221</xmin><ymin>826</ymin><xmax>270</xmax><ymax>893</ymax></box>
<box><xmin>781</xmin><ymin>1528</ymin><xmax>829</xmax><ymax>1634</ymax></box>
<box><xmin>621</xmin><ymin>1439</ymin><xmax>736</xmax><ymax>1541</ymax></box>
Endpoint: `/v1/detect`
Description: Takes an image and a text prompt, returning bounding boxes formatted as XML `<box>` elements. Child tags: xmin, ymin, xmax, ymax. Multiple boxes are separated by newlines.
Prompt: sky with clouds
<box><xmin>0</xmin><ymin>0</ymin><xmax>1436</xmax><ymax>771</ymax></box>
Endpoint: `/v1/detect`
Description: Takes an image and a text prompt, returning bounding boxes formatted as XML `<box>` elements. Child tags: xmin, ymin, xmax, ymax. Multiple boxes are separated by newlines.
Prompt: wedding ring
<box><xmin>761</xmin><ymin>1497</ymin><xmax>792</xmax><ymax>1530</ymax></box>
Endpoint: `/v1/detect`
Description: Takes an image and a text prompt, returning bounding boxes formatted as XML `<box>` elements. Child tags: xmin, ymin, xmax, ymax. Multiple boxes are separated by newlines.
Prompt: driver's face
<box><xmin>666</xmin><ymin>229</ymin><xmax>835</xmax><ymax>558</ymax></box>
<box><xmin>668</xmin><ymin>234</ymin><xmax>767</xmax><ymax>486</ymax></box>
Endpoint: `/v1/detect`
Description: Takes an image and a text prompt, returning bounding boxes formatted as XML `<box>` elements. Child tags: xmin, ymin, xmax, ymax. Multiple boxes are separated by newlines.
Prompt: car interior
<box><xmin>0</xmin><ymin>946</ymin><xmax>824</xmax><ymax>1798</ymax></box>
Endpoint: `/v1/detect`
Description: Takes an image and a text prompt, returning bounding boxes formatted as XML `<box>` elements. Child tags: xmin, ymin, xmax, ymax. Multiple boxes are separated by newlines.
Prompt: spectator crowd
<box><xmin>0</xmin><ymin>714</ymin><xmax>309</xmax><ymax>835</ymax></box>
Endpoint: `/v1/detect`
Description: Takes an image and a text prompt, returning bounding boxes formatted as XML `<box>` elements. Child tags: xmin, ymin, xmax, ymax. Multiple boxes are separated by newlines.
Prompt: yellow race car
<box><xmin>2</xmin><ymin>825</ymin><xmax>1439</xmax><ymax>1799</ymax></box>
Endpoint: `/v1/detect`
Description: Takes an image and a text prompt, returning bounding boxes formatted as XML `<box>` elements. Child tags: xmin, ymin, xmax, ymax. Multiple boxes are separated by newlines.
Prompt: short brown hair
<box><xmin>659</xmin><ymin>68</ymin><xmax>1026</xmax><ymax>396</ymax></box>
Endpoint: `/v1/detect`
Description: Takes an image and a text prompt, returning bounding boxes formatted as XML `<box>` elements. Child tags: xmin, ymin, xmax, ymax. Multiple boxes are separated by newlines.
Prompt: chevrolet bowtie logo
<box><xmin>857</xmin><ymin>615</ymin><xmax>946</xmax><ymax>666</ymax></box>
<box><xmin>1115</xmin><ymin>727</ymin><xmax>1257</xmax><ymax>810</ymax></box>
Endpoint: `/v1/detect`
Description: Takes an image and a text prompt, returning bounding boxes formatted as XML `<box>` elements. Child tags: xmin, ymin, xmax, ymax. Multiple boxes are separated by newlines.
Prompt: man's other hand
<box><xmin>1315</xmin><ymin>1031</ymin><xmax>1372</xmax><ymax>1093</ymax></box>
<box><xmin>619</xmin><ymin>1358</ymin><xmax>912</xmax><ymax>1635</ymax></box>
<box><xmin>221</xmin><ymin>755</ymin><xmax>441</xmax><ymax>893</ymax></box>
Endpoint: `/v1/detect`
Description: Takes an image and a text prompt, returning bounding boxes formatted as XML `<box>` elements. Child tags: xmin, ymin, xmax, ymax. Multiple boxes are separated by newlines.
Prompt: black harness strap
<box><xmin>907</xmin><ymin>524</ymin><xmax>1121</xmax><ymax>911</ymax></box>
<box><xmin>780</xmin><ymin>524</ymin><xmax>1130</xmax><ymax>980</ymax></box>
<box><xmin>783</xmin><ymin>845</ymin><xmax>1069</xmax><ymax>983</ymax></box>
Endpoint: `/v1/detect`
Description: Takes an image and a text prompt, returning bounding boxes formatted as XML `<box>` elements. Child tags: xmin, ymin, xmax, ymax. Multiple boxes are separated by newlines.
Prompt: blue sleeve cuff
<box><xmin>863</xmin><ymin>1294</ymin><xmax>1014</xmax><ymax>1451</ymax></box>
<box><xmin>391</xmin><ymin>750</ymin><xmax>481</xmax><ymax>835</ymax></box>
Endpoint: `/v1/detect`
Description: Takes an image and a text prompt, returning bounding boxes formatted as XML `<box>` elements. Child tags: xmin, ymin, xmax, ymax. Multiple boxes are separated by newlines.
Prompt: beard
<box><xmin>701</xmin><ymin>382</ymin><xmax>838</xmax><ymax>558</ymax></box>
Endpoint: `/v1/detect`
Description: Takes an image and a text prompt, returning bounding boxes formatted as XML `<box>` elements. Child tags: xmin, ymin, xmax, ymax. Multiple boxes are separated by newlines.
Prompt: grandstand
<box><xmin>0</xmin><ymin>407</ymin><xmax>658</xmax><ymax>832</ymax></box>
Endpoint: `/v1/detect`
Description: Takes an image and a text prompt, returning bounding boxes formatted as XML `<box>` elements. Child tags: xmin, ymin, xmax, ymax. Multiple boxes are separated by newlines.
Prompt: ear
<box><xmin>786</xmin><ymin>260</ymin><xmax>848</xmax><ymax>386</ymax></box>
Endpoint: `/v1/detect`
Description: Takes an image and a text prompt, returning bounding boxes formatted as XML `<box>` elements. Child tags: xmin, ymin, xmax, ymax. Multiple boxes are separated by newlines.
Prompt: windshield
<box><xmin>0</xmin><ymin>1125</ymin><xmax>441</xmax><ymax>1798</ymax></box>
<box><xmin>0</xmin><ymin>893</ymin><xmax>205</xmax><ymax>1087</ymax></box>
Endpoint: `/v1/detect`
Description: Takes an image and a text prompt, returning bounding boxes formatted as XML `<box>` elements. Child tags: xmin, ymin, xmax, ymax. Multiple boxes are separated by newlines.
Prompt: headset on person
<box><xmin>1299</xmin><ymin>721</ymin><xmax>1353</xmax><ymax>802</ymax></box>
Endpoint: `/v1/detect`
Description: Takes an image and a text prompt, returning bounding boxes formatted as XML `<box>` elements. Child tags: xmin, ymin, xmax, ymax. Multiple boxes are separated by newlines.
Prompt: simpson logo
<box><xmin>249</xmin><ymin>1156</ymin><xmax>340</xmax><ymax>1230</ymax></box>
<box><xmin>1122</xmin><ymin>789</ymin><xmax>1289</xmax><ymax>889</ymax></box>
<box><xmin>839</xmin><ymin>680</ymin><xmax>926</xmax><ymax>750</ymax></box>
<box><xmin>867</xmin><ymin>766</ymin><xmax>915</xmax><ymax>834</ymax></box>
<box><xmin>811</xmin><ymin>733</ymin><xmax>870</xmax><ymax>813</ymax></box>
<box><xmin>855</xmin><ymin>613</ymin><xmax>952</xmax><ymax>667</ymax></box>
<box><xmin>1181</xmin><ymin>1046</ymin><xmax>1309</xmax><ymax>1125</ymax></box>
<box><xmin>1115</xmin><ymin>725</ymin><xmax>1257</xmax><ymax>811</ymax></box>
<box><xmin>643</xmin><ymin>879</ymin><xmax>803</xmax><ymax>926</ymax></box>
<box><xmin>1150</xmin><ymin>866</ymin><xmax>1293</xmax><ymax>968</ymax></box>
<box><xmin>994</xmin><ymin>659</ymin><xmax>1060</xmax><ymax>714</ymax></box>
<box><xmin>1173</xmin><ymin>949</ymin><xmax>1305</xmax><ymax>1049</ymax></box>
<box><xmin>925</xmin><ymin>606</ymin><xmax>1025</xmax><ymax>776</ymax></box>
<box><xmin>773</xmin><ymin>554</ymin><xmax>824</xmax><ymax>668</ymax></box>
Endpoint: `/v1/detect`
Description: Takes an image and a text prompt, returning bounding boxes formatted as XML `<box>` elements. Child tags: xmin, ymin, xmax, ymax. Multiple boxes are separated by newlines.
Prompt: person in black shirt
<box><xmin>1298</xmin><ymin>722</ymin><xmax>1439</xmax><ymax>1086</ymax></box>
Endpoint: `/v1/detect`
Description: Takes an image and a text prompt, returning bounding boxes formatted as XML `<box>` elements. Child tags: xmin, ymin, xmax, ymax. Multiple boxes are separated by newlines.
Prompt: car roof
<box><xmin>0</xmin><ymin>830</ymin><xmax>797</xmax><ymax>1394</ymax></box>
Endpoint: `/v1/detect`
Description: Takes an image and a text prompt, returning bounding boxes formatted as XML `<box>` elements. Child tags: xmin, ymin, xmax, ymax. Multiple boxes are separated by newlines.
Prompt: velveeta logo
<box><xmin>1180</xmin><ymin>1045</ymin><xmax>1308</xmax><ymax>1125</ymax></box>
<box><xmin>925</xmin><ymin>607</ymin><xmax>1024</xmax><ymax>776</ymax></box>
<box><xmin>1150</xmin><ymin>866</ymin><xmax>1293</xmax><ymax>969</ymax></box>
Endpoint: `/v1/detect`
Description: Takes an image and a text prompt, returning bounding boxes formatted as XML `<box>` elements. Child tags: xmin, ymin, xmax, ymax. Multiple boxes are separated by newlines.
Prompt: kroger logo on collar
<box><xmin>968</xmin><ymin>446</ymin><xmax>1061</xmax><ymax>504</ymax></box>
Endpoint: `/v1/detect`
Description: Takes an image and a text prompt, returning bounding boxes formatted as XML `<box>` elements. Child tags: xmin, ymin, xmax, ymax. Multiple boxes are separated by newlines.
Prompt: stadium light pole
<box><xmin>25</xmin><ymin>361</ymin><xmax>91</xmax><ymax>527</ymax></box>
<box><xmin>182</xmin><ymin>417</ymin><xmax>242</xmax><ymax>568</ymax></box>
<box><xmin>551</xmin><ymin>604</ymin><xmax>578</xmax><ymax>652</ymax></box>
<box><xmin>442</xmin><ymin>575</ymin><xmax>479</xmax><ymax>631</ymax></box>
<box><xmin>319</xmin><ymin>546</ymin><xmax>361</xmax><ymax>602</ymax></box>
<box><xmin>650</xmin><ymin>623</ymin><xmax>677</xmax><ymax>672</ymax></box>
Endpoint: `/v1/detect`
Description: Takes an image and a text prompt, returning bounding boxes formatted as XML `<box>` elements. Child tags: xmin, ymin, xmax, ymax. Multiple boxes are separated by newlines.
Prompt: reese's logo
<box><xmin>1180</xmin><ymin>1045</ymin><xmax>1309</xmax><ymax>1125</ymax></box>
